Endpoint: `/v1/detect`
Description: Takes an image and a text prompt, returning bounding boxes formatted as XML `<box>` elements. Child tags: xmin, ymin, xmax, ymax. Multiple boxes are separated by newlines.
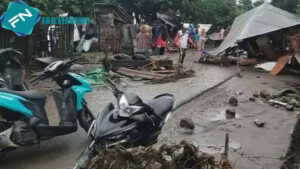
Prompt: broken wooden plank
<box><xmin>109</xmin><ymin>59</ymin><xmax>151</xmax><ymax>69</ymax></box>
<box><xmin>270</xmin><ymin>55</ymin><xmax>293</xmax><ymax>75</ymax></box>
<box><xmin>117</xmin><ymin>67</ymin><xmax>168</xmax><ymax>80</ymax></box>
<box><xmin>109</xmin><ymin>58</ymin><xmax>173</xmax><ymax>70</ymax></box>
<box><xmin>119</xmin><ymin>67</ymin><xmax>166</xmax><ymax>77</ymax></box>
<box><xmin>151</xmin><ymin>70</ymin><xmax>178</xmax><ymax>74</ymax></box>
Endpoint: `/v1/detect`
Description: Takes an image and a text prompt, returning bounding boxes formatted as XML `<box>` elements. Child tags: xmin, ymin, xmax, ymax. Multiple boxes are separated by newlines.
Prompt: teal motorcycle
<box><xmin>0</xmin><ymin>59</ymin><xmax>95</xmax><ymax>157</ymax></box>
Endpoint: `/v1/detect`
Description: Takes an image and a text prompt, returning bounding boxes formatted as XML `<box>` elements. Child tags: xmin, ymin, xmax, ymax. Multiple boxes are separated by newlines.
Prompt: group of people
<box><xmin>136</xmin><ymin>23</ymin><xmax>208</xmax><ymax>66</ymax></box>
<box><xmin>136</xmin><ymin>24</ymin><xmax>168</xmax><ymax>56</ymax></box>
<box><xmin>187</xmin><ymin>25</ymin><xmax>207</xmax><ymax>51</ymax></box>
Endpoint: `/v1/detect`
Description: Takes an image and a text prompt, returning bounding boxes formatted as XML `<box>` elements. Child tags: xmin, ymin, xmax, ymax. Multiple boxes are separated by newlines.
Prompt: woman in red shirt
<box><xmin>154</xmin><ymin>25</ymin><xmax>168</xmax><ymax>55</ymax></box>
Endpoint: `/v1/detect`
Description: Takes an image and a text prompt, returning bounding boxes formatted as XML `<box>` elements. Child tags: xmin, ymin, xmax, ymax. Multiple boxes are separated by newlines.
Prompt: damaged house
<box><xmin>93</xmin><ymin>3</ymin><xmax>135</xmax><ymax>54</ymax></box>
<box><xmin>214</xmin><ymin>3</ymin><xmax>300</xmax><ymax>74</ymax></box>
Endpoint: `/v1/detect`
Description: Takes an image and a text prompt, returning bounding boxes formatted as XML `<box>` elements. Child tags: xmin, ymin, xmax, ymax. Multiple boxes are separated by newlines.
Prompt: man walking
<box><xmin>175</xmin><ymin>25</ymin><xmax>190</xmax><ymax>66</ymax></box>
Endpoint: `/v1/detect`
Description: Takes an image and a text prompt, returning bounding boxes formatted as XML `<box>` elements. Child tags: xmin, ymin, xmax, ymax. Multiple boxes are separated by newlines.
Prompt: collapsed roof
<box><xmin>93</xmin><ymin>3</ymin><xmax>133</xmax><ymax>24</ymax></box>
<box><xmin>214</xmin><ymin>3</ymin><xmax>300</xmax><ymax>56</ymax></box>
<box><xmin>156</xmin><ymin>13</ymin><xmax>182</xmax><ymax>28</ymax></box>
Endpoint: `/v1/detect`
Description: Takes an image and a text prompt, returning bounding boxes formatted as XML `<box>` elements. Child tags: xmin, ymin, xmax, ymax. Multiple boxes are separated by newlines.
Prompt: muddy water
<box><xmin>0</xmin><ymin>51</ymin><xmax>236</xmax><ymax>169</ymax></box>
<box><xmin>158</xmin><ymin>69</ymin><xmax>299</xmax><ymax>169</ymax></box>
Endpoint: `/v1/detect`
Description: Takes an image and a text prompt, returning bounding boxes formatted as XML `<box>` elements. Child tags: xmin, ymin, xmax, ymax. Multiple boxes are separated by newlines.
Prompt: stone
<box><xmin>180</xmin><ymin>118</ymin><xmax>195</xmax><ymax>130</ymax></box>
<box><xmin>249</xmin><ymin>97</ymin><xmax>256</xmax><ymax>102</ymax></box>
<box><xmin>265</xmin><ymin>96</ymin><xmax>273</xmax><ymax>101</ymax></box>
<box><xmin>254</xmin><ymin>119</ymin><xmax>265</xmax><ymax>127</ymax></box>
<box><xmin>229</xmin><ymin>97</ymin><xmax>238</xmax><ymax>106</ymax></box>
<box><xmin>260</xmin><ymin>89</ymin><xmax>270</xmax><ymax>98</ymax></box>
<box><xmin>163</xmin><ymin>155</ymin><xmax>172</xmax><ymax>162</ymax></box>
<box><xmin>285</xmin><ymin>105</ymin><xmax>294</xmax><ymax>111</ymax></box>
<box><xmin>230</xmin><ymin>141</ymin><xmax>242</xmax><ymax>151</ymax></box>
<box><xmin>274</xmin><ymin>89</ymin><xmax>295</xmax><ymax>98</ymax></box>
<box><xmin>289</xmin><ymin>99</ymin><xmax>300</xmax><ymax>108</ymax></box>
<box><xmin>280</xmin><ymin>96</ymin><xmax>291</xmax><ymax>103</ymax></box>
<box><xmin>253</xmin><ymin>92</ymin><xmax>259</xmax><ymax>98</ymax></box>
<box><xmin>226</xmin><ymin>109</ymin><xmax>236</xmax><ymax>118</ymax></box>
<box><xmin>256</xmin><ymin>76</ymin><xmax>260</xmax><ymax>78</ymax></box>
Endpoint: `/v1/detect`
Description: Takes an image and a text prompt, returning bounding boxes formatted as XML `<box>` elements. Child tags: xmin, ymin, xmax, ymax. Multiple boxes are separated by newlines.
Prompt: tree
<box><xmin>239</xmin><ymin>0</ymin><xmax>253</xmax><ymax>11</ymax></box>
<box><xmin>272</xmin><ymin>0</ymin><xmax>299</xmax><ymax>13</ymax></box>
<box><xmin>253</xmin><ymin>0</ymin><xmax>265</xmax><ymax>7</ymax></box>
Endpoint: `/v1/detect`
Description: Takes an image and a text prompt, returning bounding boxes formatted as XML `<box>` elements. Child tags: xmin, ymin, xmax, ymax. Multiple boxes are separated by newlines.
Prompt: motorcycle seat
<box><xmin>0</xmin><ymin>89</ymin><xmax>46</xmax><ymax>100</ymax></box>
<box><xmin>146</xmin><ymin>96</ymin><xmax>174</xmax><ymax>117</ymax></box>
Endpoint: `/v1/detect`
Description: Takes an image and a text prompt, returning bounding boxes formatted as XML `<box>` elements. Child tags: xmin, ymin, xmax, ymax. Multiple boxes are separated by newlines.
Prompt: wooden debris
<box><xmin>270</xmin><ymin>55</ymin><xmax>293</xmax><ymax>75</ymax></box>
<box><xmin>118</xmin><ymin>67</ymin><xmax>166</xmax><ymax>80</ymax></box>
<box><xmin>109</xmin><ymin>58</ymin><xmax>173</xmax><ymax>70</ymax></box>
<box><xmin>117</xmin><ymin>67</ymin><xmax>195</xmax><ymax>83</ymax></box>
<box><xmin>150</xmin><ymin>70</ymin><xmax>195</xmax><ymax>84</ymax></box>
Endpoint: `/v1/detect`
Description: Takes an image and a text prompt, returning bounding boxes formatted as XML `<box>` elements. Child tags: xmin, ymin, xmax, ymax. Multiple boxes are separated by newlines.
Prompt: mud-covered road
<box><xmin>158</xmin><ymin>69</ymin><xmax>299</xmax><ymax>169</ymax></box>
<box><xmin>0</xmin><ymin>51</ymin><xmax>237</xmax><ymax>169</ymax></box>
<box><xmin>1</xmin><ymin>50</ymin><xmax>298</xmax><ymax>169</ymax></box>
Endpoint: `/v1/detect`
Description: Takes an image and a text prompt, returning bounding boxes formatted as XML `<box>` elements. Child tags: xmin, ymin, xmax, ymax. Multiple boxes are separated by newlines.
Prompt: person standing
<box><xmin>175</xmin><ymin>25</ymin><xmax>190</xmax><ymax>65</ymax></box>
<box><xmin>137</xmin><ymin>25</ymin><xmax>152</xmax><ymax>50</ymax></box>
<box><xmin>198</xmin><ymin>28</ymin><xmax>207</xmax><ymax>62</ymax></box>
<box><xmin>199</xmin><ymin>28</ymin><xmax>206</xmax><ymax>51</ymax></box>
<box><xmin>154</xmin><ymin>25</ymin><xmax>168</xmax><ymax>55</ymax></box>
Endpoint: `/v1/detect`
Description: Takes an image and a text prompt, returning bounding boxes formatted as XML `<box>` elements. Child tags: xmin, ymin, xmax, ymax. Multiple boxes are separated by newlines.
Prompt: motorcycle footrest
<box><xmin>35</xmin><ymin>125</ymin><xmax>78</xmax><ymax>138</ymax></box>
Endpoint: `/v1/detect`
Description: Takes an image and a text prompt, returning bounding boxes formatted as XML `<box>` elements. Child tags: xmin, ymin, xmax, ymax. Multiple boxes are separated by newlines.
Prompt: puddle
<box><xmin>203</xmin><ymin>108</ymin><xmax>240</xmax><ymax>121</ymax></box>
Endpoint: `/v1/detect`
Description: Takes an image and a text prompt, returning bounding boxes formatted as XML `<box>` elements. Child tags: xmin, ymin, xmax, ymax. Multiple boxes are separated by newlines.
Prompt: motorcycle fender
<box><xmin>0</xmin><ymin>92</ymin><xmax>33</xmax><ymax>117</ymax></box>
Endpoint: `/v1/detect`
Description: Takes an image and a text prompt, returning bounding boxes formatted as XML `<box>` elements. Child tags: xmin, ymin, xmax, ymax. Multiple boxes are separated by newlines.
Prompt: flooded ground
<box><xmin>158</xmin><ymin>67</ymin><xmax>300</xmax><ymax>169</ymax></box>
<box><xmin>0</xmin><ymin>50</ymin><xmax>299</xmax><ymax>169</ymax></box>
<box><xmin>0</xmin><ymin>51</ymin><xmax>237</xmax><ymax>169</ymax></box>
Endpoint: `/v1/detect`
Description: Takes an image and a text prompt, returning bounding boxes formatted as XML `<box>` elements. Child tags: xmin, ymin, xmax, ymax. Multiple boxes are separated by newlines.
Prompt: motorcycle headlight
<box><xmin>119</xmin><ymin>105</ymin><xmax>143</xmax><ymax>118</ymax></box>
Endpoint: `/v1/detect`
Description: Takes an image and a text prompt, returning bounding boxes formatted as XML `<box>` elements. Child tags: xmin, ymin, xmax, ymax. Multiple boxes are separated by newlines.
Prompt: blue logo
<box><xmin>0</xmin><ymin>1</ymin><xmax>40</xmax><ymax>36</ymax></box>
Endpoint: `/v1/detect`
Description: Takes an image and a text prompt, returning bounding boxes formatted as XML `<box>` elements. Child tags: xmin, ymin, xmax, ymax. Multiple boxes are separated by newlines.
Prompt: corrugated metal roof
<box><xmin>214</xmin><ymin>3</ymin><xmax>300</xmax><ymax>55</ymax></box>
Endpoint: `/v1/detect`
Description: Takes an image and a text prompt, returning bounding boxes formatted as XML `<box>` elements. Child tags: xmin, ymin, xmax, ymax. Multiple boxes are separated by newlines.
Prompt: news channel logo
<box><xmin>0</xmin><ymin>1</ymin><xmax>40</xmax><ymax>36</ymax></box>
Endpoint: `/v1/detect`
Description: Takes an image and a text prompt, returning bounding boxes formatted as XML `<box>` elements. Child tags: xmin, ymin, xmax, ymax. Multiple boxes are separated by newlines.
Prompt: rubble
<box><xmin>253</xmin><ymin>92</ymin><xmax>259</xmax><ymax>98</ymax></box>
<box><xmin>117</xmin><ymin>67</ymin><xmax>195</xmax><ymax>84</ymax></box>
<box><xmin>180</xmin><ymin>118</ymin><xmax>195</xmax><ymax>130</ymax></box>
<box><xmin>88</xmin><ymin>141</ymin><xmax>232</xmax><ymax>169</ymax></box>
<box><xmin>286</xmin><ymin>105</ymin><xmax>294</xmax><ymax>111</ymax></box>
<box><xmin>266</xmin><ymin>88</ymin><xmax>300</xmax><ymax>111</ymax></box>
<box><xmin>229</xmin><ymin>97</ymin><xmax>238</xmax><ymax>106</ymax></box>
<box><xmin>259</xmin><ymin>89</ymin><xmax>270</xmax><ymax>98</ymax></box>
<box><xmin>109</xmin><ymin>56</ymin><xmax>173</xmax><ymax>70</ymax></box>
<box><xmin>254</xmin><ymin>119</ymin><xmax>265</xmax><ymax>128</ymax></box>
<box><xmin>249</xmin><ymin>97</ymin><xmax>256</xmax><ymax>102</ymax></box>
<box><xmin>226</xmin><ymin>109</ymin><xmax>236</xmax><ymax>119</ymax></box>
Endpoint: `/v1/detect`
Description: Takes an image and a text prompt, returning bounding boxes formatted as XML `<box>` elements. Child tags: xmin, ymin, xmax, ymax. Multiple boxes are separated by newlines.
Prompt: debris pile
<box><xmin>258</xmin><ymin>89</ymin><xmax>300</xmax><ymax>112</ymax></box>
<box><xmin>117</xmin><ymin>67</ymin><xmax>194</xmax><ymax>84</ymax></box>
<box><xmin>109</xmin><ymin>54</ymin><xmax>173</xmax><ymax>70</ymax></box>
<box><xmin>88</xmin><ymin>141</ymin><xmax>232</xmax><ymax>169</ymax></box>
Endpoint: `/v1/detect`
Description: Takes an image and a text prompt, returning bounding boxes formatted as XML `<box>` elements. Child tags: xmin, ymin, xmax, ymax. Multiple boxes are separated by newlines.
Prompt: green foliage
<box><xmin>253</xmin><ymin>0</ymin><xmax>265</xmax><ymax>7</ymax></box>
<box><xmin>272</xmin><ymin>0</ymin><xmax>300</xmax><ymax>14</ymax></box>
<box><xmin>239</xmin><ymin>0</ymin><xmax>253</xmax><ymax>11</ymax></box>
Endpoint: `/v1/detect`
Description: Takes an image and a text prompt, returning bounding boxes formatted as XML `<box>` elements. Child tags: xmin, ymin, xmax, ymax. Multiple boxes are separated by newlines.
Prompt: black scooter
<box><xmin>74</xmin><ymin>80</ymin><xmax>176</xmax><ymax>169</ymax></box>
<box><xmin>0</xmin><ymin>48</ymin><xmax>28</xmax><ymax>91</ymax></box>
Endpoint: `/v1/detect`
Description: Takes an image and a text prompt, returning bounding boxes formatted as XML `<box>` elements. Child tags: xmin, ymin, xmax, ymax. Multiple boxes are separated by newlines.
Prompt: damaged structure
<box><xmin>93</xmin><ymin>3</ymin><xmax>136</xmax><ymax>54</ymax></box>
<box><xmin>213</xmin><ymin>3</ymin><xmax>300</xmax><ymax>74</ymax></box>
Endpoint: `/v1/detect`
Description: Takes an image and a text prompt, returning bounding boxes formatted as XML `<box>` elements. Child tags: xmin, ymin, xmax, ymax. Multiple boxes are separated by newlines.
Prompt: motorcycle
<box><xmin>74</xmin><ymin>80</ymin><xmax>176</xmax><ymax>169</ymax></box>
<box><xmin>0</xmin><ymin>58</ymin><xmax>95</xmax><ymax>158</ymax></box>
<box><xmin>0</xmin><ymin>48</ymin><xmax>28</xmax><ymax>91</ymax></box>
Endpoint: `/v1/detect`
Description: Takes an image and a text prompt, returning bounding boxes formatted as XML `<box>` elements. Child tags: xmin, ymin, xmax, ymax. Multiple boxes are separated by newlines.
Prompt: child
<box><xmin>155</xmin><ymin>25</ymin><xmax>168</xmax><ymax>55</ymax></box>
